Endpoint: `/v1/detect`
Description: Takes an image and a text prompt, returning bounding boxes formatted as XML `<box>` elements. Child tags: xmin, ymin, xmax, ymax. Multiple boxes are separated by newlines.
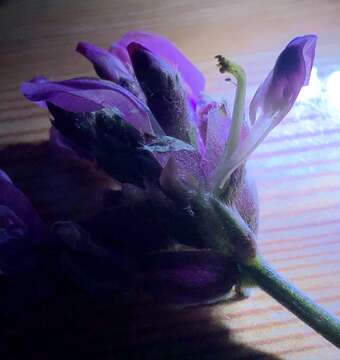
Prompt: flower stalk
<box><xmin>19</xmin><ymin>31</ymin><xmax>337</xmax><ymax>350</ymax></box>
<box><xmin>240</xmin><ymin>256</ymin><xmax>340</xmax><ymax>348</ymax></box>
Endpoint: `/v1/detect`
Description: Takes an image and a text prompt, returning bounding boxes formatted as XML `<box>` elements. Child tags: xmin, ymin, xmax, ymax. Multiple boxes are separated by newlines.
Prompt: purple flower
<box><xmin>21</xmin><ymin>32</ymin><xmax>317</xmax><ymax>305</ymax></box>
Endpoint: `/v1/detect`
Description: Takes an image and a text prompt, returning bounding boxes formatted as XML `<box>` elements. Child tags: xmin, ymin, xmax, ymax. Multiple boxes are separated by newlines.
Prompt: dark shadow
<box><xmin>0</xmin><ymin>289</ymin><xmax>282</xmax><ymax>360</ymax></box>
<box><xmin>0</xmin><ymin>143</ymin><xmax>282</xmax><ymax>359</ymax></box>
<box><xmin>0</xmin><ymin>141</ymin><xmax>117</xmax><ymax>224</ymax></box>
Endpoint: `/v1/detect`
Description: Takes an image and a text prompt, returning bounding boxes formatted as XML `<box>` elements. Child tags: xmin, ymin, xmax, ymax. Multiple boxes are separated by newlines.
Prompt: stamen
<box><xmin>213</xmin><ymin>56</ymin><xmax>247</xmax><ymax>196</ymax></box>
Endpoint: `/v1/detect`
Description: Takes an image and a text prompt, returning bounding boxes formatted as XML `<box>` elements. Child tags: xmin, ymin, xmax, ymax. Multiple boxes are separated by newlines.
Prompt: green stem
<box><xmin>240</xmin><ymin>256</ymin><xmax>340</xmax><ymax>348</ymax></box>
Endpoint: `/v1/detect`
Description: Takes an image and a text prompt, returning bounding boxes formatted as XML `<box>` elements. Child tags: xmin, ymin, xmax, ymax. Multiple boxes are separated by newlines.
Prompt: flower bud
<box><xmin>128</xmin><ymin>42</ymin><xmax>193</xmax><ymax>143</ymax></box>
<box><xmin>48</xmin><ymin>105</ymin><xmax>162</xmax><ymax>187</ymax></box>
<box><xmin>137</xmin><ymin>250</ymin><xmax>239</xmax><ymax>305</ymax></box>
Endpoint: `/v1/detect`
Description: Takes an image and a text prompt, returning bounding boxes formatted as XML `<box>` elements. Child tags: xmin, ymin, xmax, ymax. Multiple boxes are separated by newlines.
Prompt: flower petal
<box><xmin>137</xmin><ymin>250</ymin><xmax>239</xmax><ymax>306</ymax></box>
<box><xmin>158</xmin><ymin>150</ymin><xmax>206</xmax><ymax>188</ymax></box>
<box><xmin>203</xmin><ymin>104</ymin><xmax>231</xmax><ymax>177</ymax></box>
<box><xmin>224</xmin><ymin>35</ymin><xmax>317</xmax><ymax>177</ymax></box>
<box><xmin>76</xmin><ymin>41</ymin><xmax>144</xmax><ymax>99</ymax></box>
<box><xmin>77</xmin><ymin>41</ymin><xmax>131</xmax><ymax>82</ymax></box>
<box><xmin>249</xmin><ymin>35</ymin><xmax>316</xmax><ymax>125</ymax></box>
<box><xmin>112</xmin><ymin>31</ymin><xmax>205</xmax><ymax>98</ymax></box>
<box><xmin>21</xmin><ymin>77</ymin><xmax>161</xmax><ymax>134</ymax></box>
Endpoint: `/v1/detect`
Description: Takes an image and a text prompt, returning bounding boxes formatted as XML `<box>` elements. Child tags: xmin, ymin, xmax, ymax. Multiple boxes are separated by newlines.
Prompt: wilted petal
<box><xmin>21</xmin><ymin>77</ymin><xmax>160</xmax><ymax>134</ymax></box>
<box><xmin>224</xmin><ymin>35</ymin><xmax>317</xmax><ymax>177</ymax></box>
<box><xmin>137</xmin><ymin>250</ymin><xmax>239</xmax><ymax>305</ymax></box>
<box><xmin>113</xmin><ymin>31</ymin><xmax>205</xmax><ymax>98</ymax></box>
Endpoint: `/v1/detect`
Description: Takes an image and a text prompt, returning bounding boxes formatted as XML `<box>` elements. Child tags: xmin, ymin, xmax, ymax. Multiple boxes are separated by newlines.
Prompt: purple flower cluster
<box><xmin>1</xmin><ymin>31</ymin><xmax>316</xmax><ymax>308</ymax></box>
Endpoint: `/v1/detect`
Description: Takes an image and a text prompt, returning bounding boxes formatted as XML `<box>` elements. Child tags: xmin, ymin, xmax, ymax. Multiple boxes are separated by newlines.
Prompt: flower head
<box><xmin>21</xmin><ymin>32</ymin><xmax>317</xmax><ymax>305</ymax></box>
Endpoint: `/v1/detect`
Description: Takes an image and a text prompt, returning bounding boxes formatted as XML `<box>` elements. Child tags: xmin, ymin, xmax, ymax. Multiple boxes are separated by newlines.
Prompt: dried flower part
<box><xmin>137</xmin><ymin>250</ymin><xmax>239</xmax><ymax>305</ymax></box>
<box><xmin>128</xmin><ymin>42</ymin><xmax>193</xmax><ymax>144</ymax></box>
<box><xmin>49</xmin><ymin>105</ymin><xmax>162</xmax><ymax>186</ymax></box>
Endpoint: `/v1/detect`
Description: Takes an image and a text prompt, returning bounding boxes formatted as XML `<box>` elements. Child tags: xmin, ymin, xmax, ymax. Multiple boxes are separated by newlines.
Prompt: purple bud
<box><xmin>137</xmin><ymin>250</ymin><xmax>239</xmax><ymax>305</ymax></box>
<box><xmin>128</xmin><ymin>42</ymin><xmax>193</xmax><ymax>143</ymax></box>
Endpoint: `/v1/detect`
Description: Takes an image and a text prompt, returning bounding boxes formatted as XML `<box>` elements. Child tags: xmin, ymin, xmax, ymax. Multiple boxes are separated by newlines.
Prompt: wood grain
<box><xmin>1</xmin><ymin>0</ymin><xmax>340</xmax><ymax>359</ymax></box>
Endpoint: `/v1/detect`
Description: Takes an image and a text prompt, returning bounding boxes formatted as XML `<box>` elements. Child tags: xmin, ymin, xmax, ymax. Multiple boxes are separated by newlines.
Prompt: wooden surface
<box><xmin>1</xmin><ymin>0</ymin><xmax>340</xmax><ymax>359</ymax></box>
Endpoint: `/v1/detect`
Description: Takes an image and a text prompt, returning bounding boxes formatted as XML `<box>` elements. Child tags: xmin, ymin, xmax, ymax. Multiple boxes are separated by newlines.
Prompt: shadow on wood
<box><xmin>0</xmin><ymin>142</ymin><xmax>281</xmax><ymax>359</ymax></box>
<box><xmin>0</xmin><ymin>288</ymin><xmax>281</xmax><ymax>360</ymax></box>
<box><xmin>0</xmin><ymin>141</ymin><xmax>118</xmax><ymax>223</ymax></box>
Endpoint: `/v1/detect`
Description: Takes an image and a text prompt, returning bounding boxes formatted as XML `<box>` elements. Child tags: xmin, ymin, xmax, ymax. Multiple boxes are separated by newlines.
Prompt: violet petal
<box><xmin>77</xmin><ymin>41</ymin><xmax>132</xmax><ymax>83</ymax></box>
<box><xmin>249</xmin><ymin>35</ymin><xmax>317</xmax><ymax>125</ymax></box>
<box><xmin>21</xmin><ymin>77</ymin><xmax>161</xmax><ymax>135</ymax></box>
<box><xmin>76</xmin><ymin>41</ymin><xmax>143</xmax><ymax>98</ymax></box>
<box><xmin>112</xmin><ymin>31</ymin><xmax>205</xmax><ymax>98</ymax></box>
<box><xmin>223</xmin><ymin>35</ymin><xmax>317</xmax><ymax>177</ymax></box>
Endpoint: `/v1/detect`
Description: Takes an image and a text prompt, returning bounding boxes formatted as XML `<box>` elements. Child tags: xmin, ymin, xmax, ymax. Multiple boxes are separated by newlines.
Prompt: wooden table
<box><xmin>1</xmin><ymin>1</ymin><xmax>340</xmax><ymax>359</ymax></box>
